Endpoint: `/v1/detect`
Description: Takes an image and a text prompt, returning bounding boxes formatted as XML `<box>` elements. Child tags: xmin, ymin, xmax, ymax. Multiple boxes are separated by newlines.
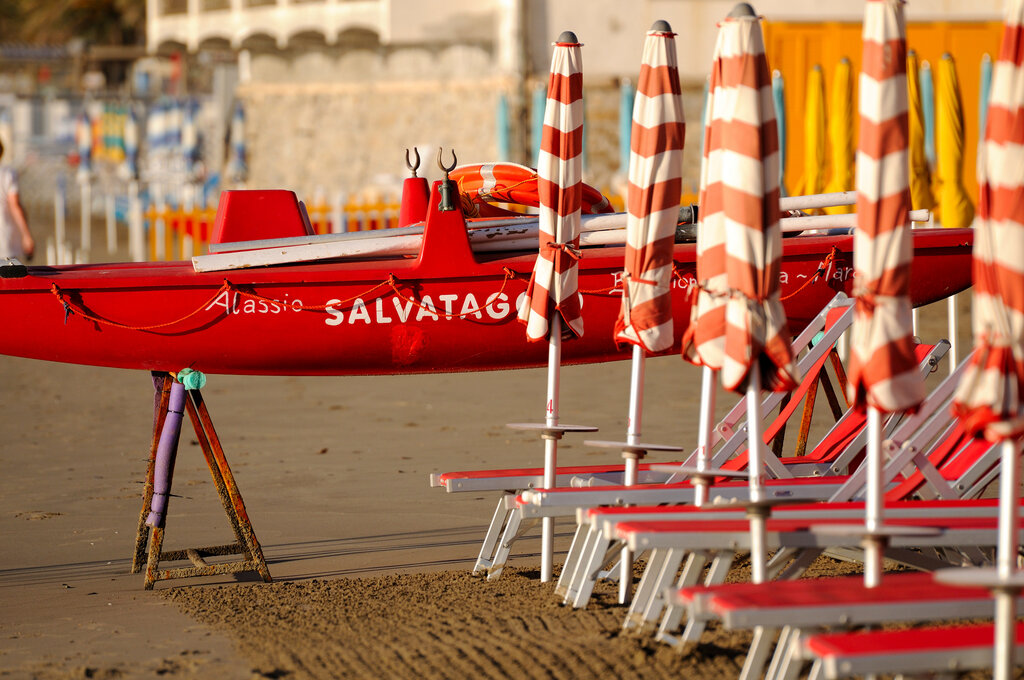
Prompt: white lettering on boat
<box><xmin>206</xmin><ymin>291</ymin><xmax>303</xmax><ymax>316</ymax></box>
<box><xmin>415</xmin><ymin>296</ymin><xmax>439</xmax><ymax>321</ymax></box>
<box><xmin>318</xmin><ymin>290</ymin><xmax>518</xmax><ymax>327</ymax></box>
<box><xmin>207</xmin><ymin>288</ymin><xmax>534</xmax><ymax>326</ymax></box>
<box><xmin>348</xmin><ymin>298</ymin><xmax>371</xmax><ymax>324</ymax></box>
<box><xmin>614</xmin><ymin>270</ymin><xmax>697</xmax><ymax>292</ymax></box>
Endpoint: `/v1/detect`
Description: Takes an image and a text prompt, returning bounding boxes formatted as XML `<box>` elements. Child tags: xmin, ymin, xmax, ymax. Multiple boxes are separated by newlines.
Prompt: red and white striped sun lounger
<box><xmin>674</xmin><ymin>572</ymin><xmax>1024</xmax><ymax>680</ymax></box>
<box><xmin>431</xmin><ymin>296</ymin><xmax>854</xmax><ymax>494</ymax></box>
<box><xmin>612</xmin><ymin>430</ymin><xmax>1001</xmax><ymax>648</ymax></box>
<box><xmin>621</xmin><ymin>510</ymin><xmax>1006</xmax><ymax>625</ymax></box>
<box><xmin>800</xmin><ymin>621</ymin><xmax>1024</xmax><ymax>679</ymax></box>
<box><xmin>429</xmin><ymin>297</ymin><xmax>860</xmax><ymax>576</ymax></box>
<box><xmin>563</xmin><ymin>497</ymin><xmax>1009</xmax><ymax>612</ymax></box>
<box><xmin>476</xmin><ymin>341</ymin><xmax>951</xmax><ymax>580</ymax></box>
<box><xmin>510</xmin><ymin>350</ymin><xmax>972</xmax><ymax>596</ymax></box>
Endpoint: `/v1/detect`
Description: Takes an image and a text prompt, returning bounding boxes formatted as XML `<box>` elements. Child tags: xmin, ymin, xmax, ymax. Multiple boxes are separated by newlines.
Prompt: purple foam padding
<box><xmin>146</xmin><ymin>381</ymin><xmax>186</xmax><ymax>528</ymax></box>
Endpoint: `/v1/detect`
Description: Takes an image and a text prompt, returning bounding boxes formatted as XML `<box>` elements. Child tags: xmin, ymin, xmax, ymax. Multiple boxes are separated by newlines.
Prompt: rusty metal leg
<box><xmin>827</xmin><ymin>347</ymin><xmax>851</xmax><ymax>409</ymax></box>
<box><xmin>132</xmin><ymin>373</ymin><xmax>173</xmax><ymax>574</ymax></box>
<box><xmin>794</xmin><ymin>375</ymin><xmax>820</xmax><ymax>457</ymax></box>
<box><xmin>144</xmin><ymin>525</ymin><xmax>166</xmax><ymax>590</ymax></box>
<box><xmin>771</xmin><ymin>393</ymin><xmax>791</xmax><ymax>457</ymax></box>
<box><xmin>818</xmin><ymin>367</ymin><xmax>846</xmax><ymax>422</ymax></box>
<box><xmin>139</xmin><ymin>381</ymin><xmax>271</xmax><ymax>589</ymax></box>
<box><xmin>186</xmin><ymin>389</ymin><xmax>271</xmax><ymax>583</ymax></box>
<box><xmin>183</xmin><ymin>391</ymin><xmax>248</xmax><ymax>548</ymax></box>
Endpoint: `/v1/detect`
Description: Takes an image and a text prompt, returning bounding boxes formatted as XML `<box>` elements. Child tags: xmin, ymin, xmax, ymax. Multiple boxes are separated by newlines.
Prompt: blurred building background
<box><xmin>0</xmin><ymin>0</ymin><xmax>1007</xmax><ymax>258</ymax></box>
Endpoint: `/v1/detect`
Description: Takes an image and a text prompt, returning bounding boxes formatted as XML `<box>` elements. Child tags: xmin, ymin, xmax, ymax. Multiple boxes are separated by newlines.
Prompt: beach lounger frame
<box><xmin>430</xmin><ymin>296</ymin><xmax>856</xmax><ymax>576</ymax></box>
<box><xmin>498</xmin><ymin>340</ymin><xmax>951</xmax><ymax>588</ymax></box>
<box><xmin>676</xmin><ymin>570</ymin><xmax>1024</xmax><ymax>680</ymax></box>
<box><xmin>798</xmin><ymin>621</ymin><xmax>1024</xmax><ymax>679</ymax></box>
<box><xmin>627</xmin><ymin>430</ymin><xmax>1000</xmax><ymax>648</ymax></box>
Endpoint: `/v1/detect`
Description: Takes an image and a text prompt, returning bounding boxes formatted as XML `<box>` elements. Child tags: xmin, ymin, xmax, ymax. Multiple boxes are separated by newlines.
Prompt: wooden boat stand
<box><xmin>130</xmin><ymin>372</ymin><xmax>271</xmax><ymax>589</ymax></box>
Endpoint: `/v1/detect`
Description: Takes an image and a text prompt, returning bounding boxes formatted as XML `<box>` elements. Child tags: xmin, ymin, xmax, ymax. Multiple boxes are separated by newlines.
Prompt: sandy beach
<box><xmin>0</xmin><ymin>208</ymin><xmax>995</xmax><ymax>679</ymax></box>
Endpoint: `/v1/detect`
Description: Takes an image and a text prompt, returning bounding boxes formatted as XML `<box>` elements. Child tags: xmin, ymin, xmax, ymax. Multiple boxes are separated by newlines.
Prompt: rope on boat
<box><xmin>386</xmin><ymin>267</ymin><xmax>520</xmax><ymax>319</ymax></box>
<box><xmin>48</xmin><ymin>269</ymin><xmax>533</xmax><ymax>329</ymax></box>
<box><xmin>50</xmin><ymin>281</ymin><xmax>232</xmax><ymax>330</ymax></box>
<box><xmin>779</xmin><ymin>246</ymin><xmax>838</xmax><ymax>302</ymax></box>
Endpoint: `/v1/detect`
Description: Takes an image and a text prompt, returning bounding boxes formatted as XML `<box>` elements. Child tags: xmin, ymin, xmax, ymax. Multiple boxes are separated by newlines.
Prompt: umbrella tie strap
<box><xmin>780</xmin><ymin>246</ymin><xmax>838</xmax><ymax>301</ymax></box>
<box><xmin>543</xmin><ymin>241</ymin><xmax>582</xmax><ymax>261</ymax></box>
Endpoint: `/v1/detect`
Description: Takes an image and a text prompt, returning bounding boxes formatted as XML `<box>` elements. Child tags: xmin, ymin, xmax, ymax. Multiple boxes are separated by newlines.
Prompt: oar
<box><xmin>194</xmin><ymin>208</ymin><xmax>931</xmax><ymax>273</ymax></box>
<box><xmin>205</xmin><ymin>189</ymin><xmax>861</xmax><ymax>255</ymax></box>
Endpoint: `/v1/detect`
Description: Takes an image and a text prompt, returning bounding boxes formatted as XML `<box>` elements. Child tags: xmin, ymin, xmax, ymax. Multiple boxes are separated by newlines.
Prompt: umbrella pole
<box><xmin>541</xmin><ymin>314</ymin><xmax>562</xmax><ymax>583</ymax></box>
<box><xmin>864</xmin><ymin>406</ymin><xmax>883</xmax><ymax>588</ymax></box>
<box><xmin>947</xmin><ymin>294</ymin><xmax>959</xmax><ymax>375</ymax></box>
<box><xmin>618</xmin><ymin>343</ymin><xmax>645</xmax><ymax>603</ymax></box>
<box><xmin>994</xmin><ymin>438</ymin><xmax>1020</xmax><ymax>680</ymax></box>
<box><xmin>746</xmin><ymin>367</ymin><xmax>767</xmax><ymax>584</ymax></box>
<box><xmin>695</xmin><ymin>365</ymin><xmax>717</xmax><ymax>508</ymax></box>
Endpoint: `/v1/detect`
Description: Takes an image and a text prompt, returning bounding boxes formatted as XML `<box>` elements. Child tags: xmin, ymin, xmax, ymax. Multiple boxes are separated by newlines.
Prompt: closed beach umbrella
<box><xmin>772</xmin><ymin>70</ymin><xmax>787</xmax><ymax>196</ymax></box>
<box><xmin>848</xmin><ymin>0</ymin><xmax>924</xmax><ymax>587</ymax></box>
<box><xmin>951</xmin><ymin>3</ymin><xmax>1024</xmax><ymax>676</ymax></box>
<box><xmin>801</xmin><ymin>64</ymin><xmax>827</xmax><ymax>198</ymax></box>
<box><xmin>907</xmin><ymin>49</ymin><xmax>934</xmax><ymax>211</ymax></box>
<box><xmin>619</xmin><ymin>78</ymin><xmax>636</xmax><ymax>173</ymax></box>
<box><xmin>682</xmin><ymin>28</ymin><xmax>732</xmax><ymax>507</ymax></box>
<box><xmin>519</xmin><ymin>34</ymin><xmax>585</xmax><ymax>343</ymax></box>
<box><xmin>122</xmin><ymin>105</ymin><xmax>139</xmax><ymax>181</ymax></box>
<box><xmin>921</xmin><ymin>60</ymin><xmax>937</xmax><ymax>167</ymax></box>
<box><xmin>615</xmin><ymin>22</ymin><xmax>685</xmax><ymax>354</ymax></box>
<box><xmin>979</xmin><ymin>53</ymin><xmax>993</xmax><ymax>154</ymax></box>
<box><xmin>226</xmin><ymin>101</ymin><xmax>247</xmax><ymax>183</ymax></box>
<box><xmin>146</xmin><ymin>100</ymin><xmax>163</xmax><ymax>153</ymax></box>
<box><xmin>935</xmin><ymin>53</ymin><xmax>975</xmax><ymax>228</ymax></box>
<box><xmin>182</xmin><ymin>98</ymin><xmax>199</xmax><ymax>176</ymax></box>
<box><xmin>823</xmin><ymin>58</ymin><xmax>855</xmax><ymax>214</ymax></box>
<box><xmin>516</xmin><ymin>31</ymin><xmax>586</xmax><ymax>582</ymax></box>
<box><xmin>75</xmin><ymin>111</ymin><xmax>92</xmax><ymax>177</ymax></box>
<box><xmin>609</xmin><ymin>19</ymin><xmax>685</xmax><ymax>601</ymax></box>
<box><xmin>685</xmin><ymin>2</ymin><xmax>799</xmax><ymax>581</ymax></box>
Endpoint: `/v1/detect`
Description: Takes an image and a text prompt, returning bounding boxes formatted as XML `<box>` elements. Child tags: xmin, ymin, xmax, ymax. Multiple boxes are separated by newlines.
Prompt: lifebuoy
<box><xmin>451</xmin><ymin>162</ymin><xmax>613</xmax><ymax>217</ymax></box>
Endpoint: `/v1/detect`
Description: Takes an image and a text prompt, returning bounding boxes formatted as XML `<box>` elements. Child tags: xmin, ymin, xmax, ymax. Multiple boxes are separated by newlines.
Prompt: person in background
<box><xmin>0</xmin><ymin>139</ymin><xmax>34</xmax><ymax>261</ymax></box>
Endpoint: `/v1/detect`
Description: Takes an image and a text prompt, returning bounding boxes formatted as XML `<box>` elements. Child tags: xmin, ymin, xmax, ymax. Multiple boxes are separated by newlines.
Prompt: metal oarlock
<box><xmin>405</xmin><ymin>147</ymin><xmax>421</xmax><ymax>177</ymax></box>
<box><xmin>132</xmin><ymin>370</ymin><xmax>271</xmax><ymax>589</ymax></box>
<box><xmin>437</xmin><ymin>148</ymin><xmax>458</xmax><ymax>212</ymax></box>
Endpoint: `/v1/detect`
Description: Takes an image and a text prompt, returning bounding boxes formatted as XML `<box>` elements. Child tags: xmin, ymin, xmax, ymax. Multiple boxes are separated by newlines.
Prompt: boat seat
<box><xmin>210</xmin><ymin>189</ymin><xmax>314</xmax><ymax>246</ymax></box>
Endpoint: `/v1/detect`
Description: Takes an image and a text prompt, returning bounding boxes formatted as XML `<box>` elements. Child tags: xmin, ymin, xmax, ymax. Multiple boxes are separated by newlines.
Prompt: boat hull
<box><xmin>0</xmin><ymin>229</ymin><xmax>972</xmax><ymax>376</ymax></box>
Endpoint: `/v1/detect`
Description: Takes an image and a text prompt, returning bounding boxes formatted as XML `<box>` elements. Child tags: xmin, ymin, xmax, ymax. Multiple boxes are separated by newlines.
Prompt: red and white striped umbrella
<box><xmin>518</xmin><ymin>33</ymin><xmax>585</xmax><ymax>342</ymax></box>
<box><xmin>513</xmin><ymin>30</ymin><xmax>588</xmax><ymax>585</ymax></box>
<box><xmin>950</xmin><ymin>4</ymin><xmax>1024</xmax><ymax>676</ymax></box>
<box><xmin>849</xmin><ymin>0</ymin><xmax>924</xmax><ymax>590</ymax></box>
<box><xmin>614</xmin><ymin>23</ymin><xmax>685</xmax><ymax>353</ymax></box>
<box><xmin>684</xmin><ymin>2</ymin><xmax>798</xmax><ymax>583</ymax></box>
<box><xmin>848</xmin><ymin>0</ymin><xmax>924</xmax><ymax>415</ymax></box>
<box><xmin>682</xmin><ymin>5</ymin><xmax>798</xmax><ymax>394</ymax></box>
<box><xmin>952</xmin><ymin>0</ymin><xmax>1024</xmax><ymax>441</ymax></box>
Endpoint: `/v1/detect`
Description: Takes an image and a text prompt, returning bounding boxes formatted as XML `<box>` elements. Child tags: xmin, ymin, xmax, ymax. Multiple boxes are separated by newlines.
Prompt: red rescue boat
<box><xmin>0</xmin><ymin>184</ymin><xmax>972</xmax><ymax>376</ymax></box>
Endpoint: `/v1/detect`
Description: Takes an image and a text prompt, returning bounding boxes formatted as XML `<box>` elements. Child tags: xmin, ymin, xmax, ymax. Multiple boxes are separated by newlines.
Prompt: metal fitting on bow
<box><xmin>437</xmin><ymin>148</ymin><xmax>458</xmax><ymax>212</ymax></box>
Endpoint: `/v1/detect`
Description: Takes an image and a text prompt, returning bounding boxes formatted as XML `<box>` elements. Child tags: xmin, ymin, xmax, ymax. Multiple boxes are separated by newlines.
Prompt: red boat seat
<box><xmin>210</xmin><ymin>190</ymin><xmax>314</xmax><ymax>246</ymax></box>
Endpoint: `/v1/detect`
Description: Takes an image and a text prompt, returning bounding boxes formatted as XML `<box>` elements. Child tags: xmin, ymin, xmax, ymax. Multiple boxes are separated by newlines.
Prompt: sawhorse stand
<box><xmin>130</xmin><ymin>372</ymin><xmax>271</xmax><ymax>589</ymax></box>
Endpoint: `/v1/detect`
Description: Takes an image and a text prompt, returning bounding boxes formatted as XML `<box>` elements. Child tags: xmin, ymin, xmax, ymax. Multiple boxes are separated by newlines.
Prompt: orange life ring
<box><xmin>451</xmin><ymin>162</ymin><xmax>613</xmax><ymax>217</ymax></box>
